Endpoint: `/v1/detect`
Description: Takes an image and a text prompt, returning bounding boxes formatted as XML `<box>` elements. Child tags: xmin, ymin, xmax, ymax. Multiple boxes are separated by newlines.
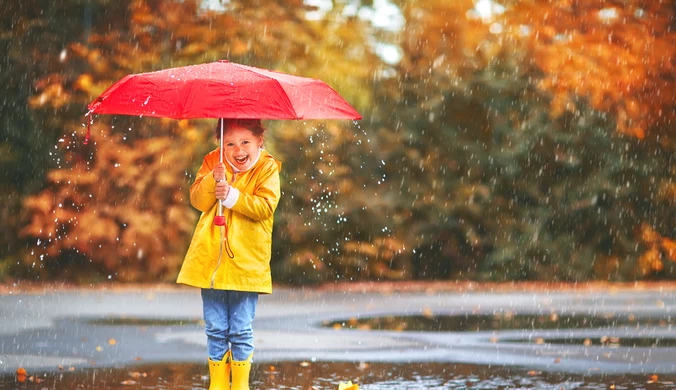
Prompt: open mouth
<box><xmin>234</xmin><ymin>155</ymin><xmax>249</xmax><ymax>165</ymax></box>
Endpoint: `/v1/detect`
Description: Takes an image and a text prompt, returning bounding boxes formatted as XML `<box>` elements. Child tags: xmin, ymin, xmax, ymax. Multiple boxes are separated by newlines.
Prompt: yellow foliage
<box><xmin>74</xmin><ymin>74</ymin><xmax>94</xmax><ymax>92</ymax></box>
<box><xmin>504</xmin><ymin>1</ymin><xmax>676</xmax><ymax>141</ymax></box>
<box><xmin>639</xmin><ymin>248</ymin><xmax>663</xmax><ymax>275</ymax></box>
<box><xmin>638</xmin><ymin>223</ymin><xmax>676</xmax><ymax>275</ymax></box>
<box><xmin>640</xmin><ymin>223</ymin><xmax>661</xmax><ymax>245</ymax></box>
<box><xmin>662</xmin><ymin>239</ymin><xmax>676</xmax><ymax>263</ymax></box>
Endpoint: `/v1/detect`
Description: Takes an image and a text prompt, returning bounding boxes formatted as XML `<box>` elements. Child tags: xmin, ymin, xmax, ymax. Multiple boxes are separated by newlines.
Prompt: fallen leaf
<box><xmin>108</xmin><ymin>338</ymin><xmax>117</xmax><ymax>346</ymax></box>
<box><xmin>121</xmin><ymin>380</ymin><xmax>137</xmax><ymax>385</ymax></box>
<box><xmin>28</xmin><ymin>376</ymin><xmax>44</xmax><ymax>384</ymax></box>
<box><xmin>16</xmin><ymin>368</ymin><xmax>27</xmax><ymax>384</ymax></box>
<box><xmin>422</xmin><ymin>307</ymin><xmax>434</xmax><ymax>318</ymax></box>
<box><xmin>96</xmin><ymin>346</ymin><xmax>103</xmax><ymax>352</ymax></box>
<box><xmin>338</xmin><ymin>381</ymin><xmax>359</xmax><ymax>390</ymax></box>
<box><xmin>554</xmin><ymin>358</ymin><xmax>561</xmax><ymax>363</ymax></box>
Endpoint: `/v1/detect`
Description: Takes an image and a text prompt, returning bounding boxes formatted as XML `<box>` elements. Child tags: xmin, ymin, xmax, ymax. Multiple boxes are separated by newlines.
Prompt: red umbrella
<box><xmin>86</xmin><ymin>60</ymin><xmax>361</xmax><ymax>225</ymax></box>
<box><xmin>87</xmin><ymin>59</ymin><xmax>361</xmax><ymax>122</ymax></box>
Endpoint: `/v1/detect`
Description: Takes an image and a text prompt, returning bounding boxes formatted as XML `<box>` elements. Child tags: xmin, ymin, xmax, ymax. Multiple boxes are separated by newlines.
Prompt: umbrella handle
<box><xmin>214</xmin><ymin>202</ymin><xmax>225</xmax><ymax>226</ymax></box>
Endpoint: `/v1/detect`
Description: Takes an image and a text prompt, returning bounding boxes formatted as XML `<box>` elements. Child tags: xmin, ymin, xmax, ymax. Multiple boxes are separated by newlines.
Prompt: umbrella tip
<box><xmin>84</xmin><ymin>118</ymin><xmax>91</xmax><ymax>145</ymax></box>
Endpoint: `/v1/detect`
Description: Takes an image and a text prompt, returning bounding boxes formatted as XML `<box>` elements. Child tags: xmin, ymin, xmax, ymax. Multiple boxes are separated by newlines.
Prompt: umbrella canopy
<box><xmin>87</xmin><ymin>60</ymin><xmax>362</xmax><ymax>121</ymax></box>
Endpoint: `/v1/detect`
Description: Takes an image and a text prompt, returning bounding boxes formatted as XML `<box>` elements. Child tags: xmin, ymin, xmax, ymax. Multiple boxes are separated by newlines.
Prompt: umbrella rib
<box><xmin>180</xmin><ymin>78</ymin><xmax>195</xmax><ymax>119</ymax></box>
<box><xmin>234</xmin><ymin>64</ymin><xmax>299</xmax><ymax>119</ymax></box>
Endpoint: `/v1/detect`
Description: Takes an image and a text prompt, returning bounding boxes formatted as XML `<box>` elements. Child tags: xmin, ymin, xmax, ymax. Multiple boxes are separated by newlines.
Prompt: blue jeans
<box><xmin>201</xmin><ymin>289</ymin><xmax>258</xmax><ymax>361</ymax></box>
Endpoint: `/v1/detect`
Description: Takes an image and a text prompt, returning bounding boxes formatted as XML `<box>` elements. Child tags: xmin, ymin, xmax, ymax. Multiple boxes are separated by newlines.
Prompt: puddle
<box><xmin>3</xmin><ymin>361</ymin><xmax>675</xmax><ymax>389</ymax></box>
<box><xmin>325</xmin><ymin>314</ymin><xmax>673</xmax><ymax>332</ymax></box>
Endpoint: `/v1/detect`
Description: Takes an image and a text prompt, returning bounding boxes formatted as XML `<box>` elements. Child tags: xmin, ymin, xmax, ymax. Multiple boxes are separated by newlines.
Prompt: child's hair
<box><xmin>215</xmin><ymin>119</ymin><xmax>266</xmax><ymax>140</ymax></box>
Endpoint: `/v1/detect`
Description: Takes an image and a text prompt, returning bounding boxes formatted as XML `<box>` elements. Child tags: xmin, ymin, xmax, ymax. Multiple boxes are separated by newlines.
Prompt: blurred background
<box><xmin>1</xmin><ymin>0</ymin><xmax>674</xmax><ymax>285</ymax></box>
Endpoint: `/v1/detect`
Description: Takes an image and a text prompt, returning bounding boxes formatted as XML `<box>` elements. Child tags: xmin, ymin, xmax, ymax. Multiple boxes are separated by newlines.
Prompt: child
<box><xmin>177</xmin><ymin>118</ymin><xmax>282</xmax><ymax>390</ymax></box>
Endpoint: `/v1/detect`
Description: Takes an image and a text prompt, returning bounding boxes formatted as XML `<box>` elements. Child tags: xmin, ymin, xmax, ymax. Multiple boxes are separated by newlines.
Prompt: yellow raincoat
<box><xmin>177</xmin><ymin>148</ymin><xmax>281</xmax><ymax>294</ymax></box>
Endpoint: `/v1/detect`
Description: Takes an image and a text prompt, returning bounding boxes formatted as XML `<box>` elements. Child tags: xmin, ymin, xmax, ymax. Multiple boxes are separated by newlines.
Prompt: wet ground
<box><xmin>1</xmin><ymin>283</ymin><xmax>675</xmax><ymax>388</ymax></box>
<box><xmin>4</xmin><ymin>361</ymin><xmax>676</xmax><ymax>389</ymax></box>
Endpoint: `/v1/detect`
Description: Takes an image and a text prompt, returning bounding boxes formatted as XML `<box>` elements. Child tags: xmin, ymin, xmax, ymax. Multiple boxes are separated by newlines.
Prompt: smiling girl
<box><xmin>177</xmin><ymin>118</ymin><xmax>282</xmax><ymax>390</ymax></box>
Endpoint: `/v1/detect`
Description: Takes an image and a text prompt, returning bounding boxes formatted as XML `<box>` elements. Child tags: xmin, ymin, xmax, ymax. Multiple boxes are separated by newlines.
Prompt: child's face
<box><xmin>222</xmin><ymin>126</ymin><xmax>263</xmax><ymax>171</ymax></box>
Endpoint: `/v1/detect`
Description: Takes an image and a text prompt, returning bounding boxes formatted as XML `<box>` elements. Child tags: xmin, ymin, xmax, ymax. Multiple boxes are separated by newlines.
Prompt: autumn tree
<box><xmin>13</xmin><ymin>0</ymin><xmax>359</xmax><ymax>281</ymax></box>
<box><xmin>368</xmin><ymin>0</ymin><xmax>676</xmax><ymax>280</ymax></box>
<box><xmin>0</xmin><ymin>0</ymin><xmax>128</xmax><ymax>278</ymax></box>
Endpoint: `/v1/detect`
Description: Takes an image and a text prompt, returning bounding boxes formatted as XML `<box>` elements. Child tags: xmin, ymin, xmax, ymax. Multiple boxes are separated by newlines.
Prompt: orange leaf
<box><xmin>662</xmin><ymin>239</ymin><xmax>676</xmax><ymax>262</ymax></box>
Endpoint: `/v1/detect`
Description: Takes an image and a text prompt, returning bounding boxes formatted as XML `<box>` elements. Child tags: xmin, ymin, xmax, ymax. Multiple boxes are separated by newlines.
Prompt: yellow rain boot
<box><xmin>208</xmin><ymin>351</ymin><xmax>231</xmax><ymax>390</ymax></box>
<box><xmin>230</xmin><ymin>353</ymin><xmax>253</xmax><ymax>390</ymax></box>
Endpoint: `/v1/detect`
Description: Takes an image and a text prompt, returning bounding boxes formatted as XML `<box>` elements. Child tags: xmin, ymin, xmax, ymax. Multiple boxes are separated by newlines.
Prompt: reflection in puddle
<box><xmin>2</xmin><ymin>362</ymin><xmax>675</xmax><ymax>389</ymax></box>
<box><xmin>512</xmin><ymin>336</ymin><xmax>676</xmax><ymax>347</ymax></box>
<box><xmin>86</xmin><ymin>317</ymin><xmax>203</xmax><ymax>326</ymax></box>
<box><xmin>325</xmin><ymin>313</ymin><xmax>673</xmax><ymax>332</ymax></box>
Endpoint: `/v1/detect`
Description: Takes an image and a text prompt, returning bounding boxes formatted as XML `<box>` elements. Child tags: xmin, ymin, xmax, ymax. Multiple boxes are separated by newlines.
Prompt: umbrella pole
<box><xmin>214</xmin><ymin>119</ymin><xmax>226</xmax><ymax>226</ymax></box>
<box><xmin>220</xmin><ymin>118</ymin><xmax>224</xmax><ymax>164</ymax></box>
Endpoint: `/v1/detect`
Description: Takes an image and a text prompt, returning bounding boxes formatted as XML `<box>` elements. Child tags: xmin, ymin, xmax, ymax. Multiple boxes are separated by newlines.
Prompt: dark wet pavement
<box><xmin>1</xmin><ymin>284</ymin><xmax>675</xmax><ymax>387</ymax></box>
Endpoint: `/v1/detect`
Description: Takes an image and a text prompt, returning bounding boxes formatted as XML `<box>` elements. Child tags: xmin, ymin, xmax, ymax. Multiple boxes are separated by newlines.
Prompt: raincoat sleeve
<box><xmin>230</xmin><ymin>159</ymin><xmax>281</xmax><ymax>221</ymax></box>
<box><xmin>190</xmin><ymin>154</ymin><xmax>218</xmax><ymax>213</ymax></box>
